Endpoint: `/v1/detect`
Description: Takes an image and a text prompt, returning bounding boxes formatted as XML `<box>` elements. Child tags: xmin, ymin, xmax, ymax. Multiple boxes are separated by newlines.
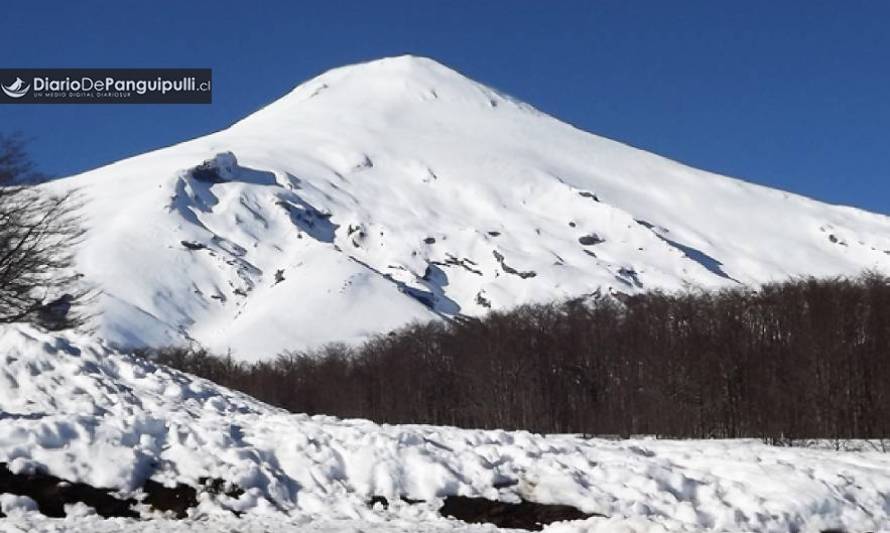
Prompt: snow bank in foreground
<box><xmin>0</xmin><ymin>514</ymin><xmax>768</xmax><ymax>533</ymax></box>
<box><xmin>1</xmin><ymin>323</ymin><xmax>889</xmax><ymax>532</ymax></box>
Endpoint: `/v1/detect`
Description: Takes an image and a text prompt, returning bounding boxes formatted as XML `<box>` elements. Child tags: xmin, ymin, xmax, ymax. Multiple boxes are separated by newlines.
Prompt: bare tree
<box><xmin>0</xmin><ymin>133</ymin><xmax>45</xmax><ymax>185</ymax></box>
<box><xmin>0</xmin><ymin>134</ymin><xmax>89</xmax><ymax>330</ymax></box>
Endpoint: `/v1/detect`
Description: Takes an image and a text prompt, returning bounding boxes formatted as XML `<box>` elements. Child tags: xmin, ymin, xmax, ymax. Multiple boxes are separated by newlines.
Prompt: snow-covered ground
<box><xmin>0</xmin><ymin>515</ymin><xmax>677</xmax><ymax>533</ymax></box>
<box><xmin>0</xmin><ymin>514</ymin><xmax>733</xmax><ymax>533</ymax></box>
<box><xmin>41</xmin><ymin>55</ymin><xmax>890</xmax><ymax>360</ymax></box>
<box><xmin>1</xmin><ymin>323</ymin><xmax>889</xmax><ymax>532</ymax></box>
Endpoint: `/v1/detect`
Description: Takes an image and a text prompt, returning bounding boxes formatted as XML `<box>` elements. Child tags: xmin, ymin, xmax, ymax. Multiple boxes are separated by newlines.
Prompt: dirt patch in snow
<box><xmin>439</xmin><ymin>495</ymin><xmax>599</xmax><ymax>531</ymax></box>
<box><xmin>0</xmin><ymin>463</ymin><xmax>138</xmax><ymax>518</ymax></box>
<box><xmin>141</xmin><ymin>480</ymin><xmax>197</xmax><ymax>519</ymax></box>
<box><xmin>368</xmin><ymin>494</ymin><xmax>597</xmax><ymax>531</ymax></box>
<box><xmin>0</xmin><ymin>463</ymin><xmax>241</xmax><ymax>520</ymax></box>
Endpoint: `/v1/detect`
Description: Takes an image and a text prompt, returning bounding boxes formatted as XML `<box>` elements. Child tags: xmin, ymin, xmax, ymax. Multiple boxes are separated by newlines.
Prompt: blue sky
<box><xmin>2</xmin><ymin>1</ymin><xmax>888</xmax><ymax>214</ymax></box>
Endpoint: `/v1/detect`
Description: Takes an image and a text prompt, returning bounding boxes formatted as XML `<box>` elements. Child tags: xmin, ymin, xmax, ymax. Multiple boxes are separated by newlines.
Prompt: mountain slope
<box><xmin>45</xmin><ymin>55</ymin><xmax>890</xmax><ymax>359</ymax></box>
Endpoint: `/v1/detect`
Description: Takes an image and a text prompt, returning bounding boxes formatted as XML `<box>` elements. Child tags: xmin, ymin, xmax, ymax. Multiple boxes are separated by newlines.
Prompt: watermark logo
<box><xmin>0</xmin><ymin>69</ymin><xmax>211</xmax><ymax>104</ymax></box>
<box><xmin>1</xmin><ymin>77</ymin><xmax>30</xmax><ymax>98</ymax></box>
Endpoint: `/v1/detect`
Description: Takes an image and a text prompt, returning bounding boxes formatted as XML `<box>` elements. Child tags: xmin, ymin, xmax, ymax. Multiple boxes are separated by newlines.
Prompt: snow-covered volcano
<box><xmin>45</xmin><ymin>56</ymin><xmax>890</xmax><ymax>359</ymax></box>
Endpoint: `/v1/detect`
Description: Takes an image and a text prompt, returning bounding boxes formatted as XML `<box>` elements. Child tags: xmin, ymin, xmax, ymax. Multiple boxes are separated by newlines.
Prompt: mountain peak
<box><xmin>236</xmin><ymin>56</ymin><xmax>515</xmax><ymax>127</ymax></box>
<box><xmin>316</xmin><ymin>54</ymin><xmax>470</xmax><ymax>84</ymax></box>
<box><xmin>346</xmin><ymin>54</ymin><xmax>453</xmax><ymax>71</ymax></box>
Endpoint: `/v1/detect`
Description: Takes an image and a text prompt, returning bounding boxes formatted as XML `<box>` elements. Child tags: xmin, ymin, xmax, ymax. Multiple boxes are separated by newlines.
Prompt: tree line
<box><xmin>149</xmin><ymin>273</ymin><xmax>890</xmax><ymax>440</ymax></box>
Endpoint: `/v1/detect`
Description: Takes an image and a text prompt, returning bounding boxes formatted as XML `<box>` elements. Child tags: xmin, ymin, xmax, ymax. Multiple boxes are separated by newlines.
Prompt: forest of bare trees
<box><xmin>150</xmin><ymin>273</ymin><xmax>890</xmax><ymax>440</ymax></box>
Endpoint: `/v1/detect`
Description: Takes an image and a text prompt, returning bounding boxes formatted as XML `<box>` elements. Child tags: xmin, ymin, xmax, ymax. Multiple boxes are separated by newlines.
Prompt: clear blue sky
<box><xmin>2</xmin><ymin>1</ymin><xmax>888</xmax><ymax>214</ymax></box>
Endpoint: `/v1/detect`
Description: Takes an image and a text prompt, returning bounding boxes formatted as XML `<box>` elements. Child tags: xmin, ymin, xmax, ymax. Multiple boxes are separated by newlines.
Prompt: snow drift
<box><xmin>1</xmin><ymin>323</ymin><xmax>889</xmax><ymax>532</ymax></box>
<box><xmin>39</xmin><ymin>55</ymin><xmax>890</xmax><ymax>360</ymax></box>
